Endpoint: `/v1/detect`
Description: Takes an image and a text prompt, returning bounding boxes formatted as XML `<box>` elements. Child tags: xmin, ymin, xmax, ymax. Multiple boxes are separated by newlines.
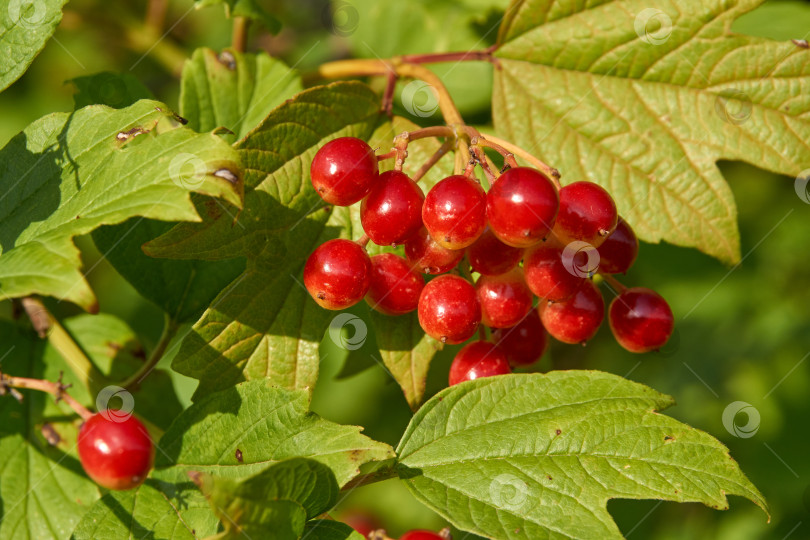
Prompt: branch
<box><xmin>120</xmin><ymin>314</ymin><xmax>178</xmax><ymax>390</ymax></box>
<box><xmin>0</xmin><ymin>371</ymin><xmax>93</xmax><ymax>420</ymax></box>
<box><xmin>232</xmin><ymin>16</ymin><xmax>250</xmax><ymax>53</ymax></box>
<box><xmin>599</xmin><ymin>273</ymin><xmax>628</xmax><ymax>294</ymax></box>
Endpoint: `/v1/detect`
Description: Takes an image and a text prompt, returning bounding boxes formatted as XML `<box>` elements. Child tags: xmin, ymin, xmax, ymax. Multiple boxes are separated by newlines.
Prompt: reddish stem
<box><xmin>600</xmin><ymin>273</ymin><xmax>628</xmax><ymax>293</ymax></box>
<box><xmin>400</xmin><ymin>49</ymin><xmax>498</xmax><ymax>66</ymax></box>
<box><xmin>0</xmin><ymin>372</ymin><xmax>93</xmax><ymax>420</ymax></box>
<box><xmin>357</xmin><ymin>234</ymin><xmax>370</xmax><ymax>248</ymax></box>
<box><xmin>412</xmin><ymin>140</ymin><xmax>453</xmax><ymax>183</ymax></box>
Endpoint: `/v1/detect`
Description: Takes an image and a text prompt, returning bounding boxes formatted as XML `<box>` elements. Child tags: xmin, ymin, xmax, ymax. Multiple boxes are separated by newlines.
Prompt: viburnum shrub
<box><xmin>6</xmin><ymin>0</ymin><xmax>809</xmax><ymax>538</ymax></box>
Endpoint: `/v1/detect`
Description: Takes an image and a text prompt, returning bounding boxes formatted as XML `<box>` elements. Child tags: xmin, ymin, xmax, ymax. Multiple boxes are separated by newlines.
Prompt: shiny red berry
<box><xmin>476</xmin><ymin>267</ymin><xmax>533</xmax><ymax>328</ymax></box>
<box><xmin>310</xmin><ymin>137</ymin><xmax>379</xmax><ymax>206</ymax></box>
<box><xmin>422</xmin><ymin>174</ymin><xmax>487</xmax><ymax>249</ymax></box>
<box><xmin>609</xmin><ymin>287</ymin><xmax>674</xmax><ymax>352</ymax></box>
<box><xmin>486</xmin><ymin>167</ymin><xmax>559</xmax><ymax>248</ymax></box>
<box><xmin>361</xmin><ymin>170</ymin><xmax>425</xmax><ymax>246</ymax></box>
<box><xmin>448</xmin><ymin>341</ymin><xmax>511</xmax><ymax>386</ymax></box>
<box><xmin>77</xmin><ymin>413</ymin><xmax>154</xmax><ymax>490</ymax></box>
<box><xmin>491</xmin><ymin>310</ymin><xmax>549</xmax><ymax>367</ymax></box>
<box><xmin>597</xmin><ymin>217</ymin><xmax>638</xmax><ymax>274</ymax></box>
<box><xmin>400</xmin><ymin>531</ymin><xmax>445</xmax><ymax>540</ymax></box>
<box><xmin>552</xmin><ymin>181</ymin><xmax>617</xmax><ymax>247</ymax></box>
<box><xmin>539</xmin><ymin>280</ymin><xmax>605</xmax><ymax>344</ymax></box>
<box><xmin>365</xmin><ymin>253</ymin><xmax>424</xmax><ymax>315</ymax></box>
<box><xmin>524</xmin><ymin>241</ymin><xmax>587</xmax><ymax>302</ymax></box>
<box><xmin>304</xmin><ymin>239</ymin><xmax>372</xmax><ymax>310</ymax></box>
<box><xmin>466</xmin><ymin>227</ymin><xmax>523</xmax><ymax>276</ymax></box>
<box><xmin>405</xmin><ymin>227</ymin><xmax>464</xmax><ymax>275</ymax></box>
<box><xmin>418</xmin><ymin>274</ymin><xmax>481</xmax><ymax>344</ymax></box>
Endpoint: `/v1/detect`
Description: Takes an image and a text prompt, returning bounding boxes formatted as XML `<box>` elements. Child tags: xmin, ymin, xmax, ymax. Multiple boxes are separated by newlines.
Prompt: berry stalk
<box><xmin>0</xmin><ymin>371</ymin><xmax>93</xmax><ymax>420</ymax></box>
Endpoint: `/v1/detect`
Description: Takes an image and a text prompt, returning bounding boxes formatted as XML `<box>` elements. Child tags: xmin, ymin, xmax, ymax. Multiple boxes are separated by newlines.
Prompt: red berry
<box><xmin>476</xmin><ymin>267</ymin><xmax>533</xmax><ymax>328</ymax></box>
<box><xmin>539</xmin><ymin>280</ymin><xmax>605</xmax><ymax>344</ymax></box>
<box><xmin>552</xmin><ymin>181</ymin><xmax>617</xmax><ymax>247</ymax></box>
<box><xmin>609</xmin><ymin>287</ymin><xmax>674</xmax><ymax>352</ymax></box>
<box><xmin>417</xmin><ymin>274</ymin><xmax>481</xmax><ymax>344</ymax></box>
<box><xmin>304</xmin><ymin>239</ymin><xmax>372</xmax><ymax>310</ymax></box>
<box><xmin>360</xmin><ymin>170</ymin><xmax>424</xmax><ymax>246</ymax></box>
<box><xmin>78</xmin><ymin>413</ymin><xmax>154</xmax><ymax>490</ymax></box>
<box><xmin>597</xmin><ymin>217</ymin><xmax>638</xmax><ymax>274</ymax></box>
<box><xmin>405</xmin><ymin>227</ymin><xmax>464</xmax><ymax>275</ymax></box>
<box><xmin>466</xmin><ymin>227</ymin><xmax>523</xmax><ymax>276</ymax></box>
<box><xmin>400</xmin><ymin>531</ymin><xmax>445</xmax><ymax>540</ymax></box>
<box><xmin>365</xmin><ymin>253</ymin><xmax>424</xmax><ymax>315</ymax></box>
<box><xmin>486</xmin><ymin>167</ymin><xmax>559</xmax><ymax>248</ymax></box>
<box><xmin>524</xmin><ymin>241</ymin><xmax>588</xmax><ymax>302</ymax></box>
<box><xmin>422</xmin><ymin>174</ymin><xmax>487</xmax><ymax>249</ymax></box>
<box><xmin>449</xmin><ymin>341</ymin><xmax>511</xmax><ymax>386</ymax></box>
<box><xmin>491</xmin><ymin>310</ymin><xmax>549</xmax><ymax>367</ymax></box>
<box><xmin>310</xmin><ymin>137</ymin><xmax>379</xmax><ymax>206</ymax></box>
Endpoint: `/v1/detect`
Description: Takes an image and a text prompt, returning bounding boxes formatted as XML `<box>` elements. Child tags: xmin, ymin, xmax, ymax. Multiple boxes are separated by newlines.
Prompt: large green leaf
<box><xmin>0</xmin><ymin>0</ymin><xmax>67</xmax><ymax>92</ymax></box>
<box><xmin>145</xmin><ymin>82</ymin><xmax>382</xmax><ymax>400</ymax></box>
<box><xmin>180</xmin><ymin>48</ymin><xmax>302</xmax><ymax>143</ymax></box>
<box><xmin>191</xmin><ymin>458</ymin><xmax>339</xmax><ymax>539</ymax></box>
<box><xmin>155</xmin><ymin>381</ymin><xmax>394</xmax><ymax>486</ymax></box>
<box><xmin>0</xmin><ymin>101</ymin><xmax>242</xmax><ymax>310</ymax></box>
<box><xmin>493</xmin><ymin>0</ymin><xmax>809</xmax><ymax>263</ymax></box>
<box><xmin>0</xmin><ymin>321</ymin><xmax>100</xmax><ymax>540</ymax></box>
<box><xmin>71</xmin><ymin>381</ymin><xmax>393</xmax><ymax>539</ymax></box>
<box><xmin>396</xmin><ymin>371</ymin><xmax>767</xmax><ymax>539</ymax></box>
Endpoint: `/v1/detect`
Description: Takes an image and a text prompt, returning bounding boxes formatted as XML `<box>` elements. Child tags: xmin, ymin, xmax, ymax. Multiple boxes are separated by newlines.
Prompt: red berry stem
<box><xmin>376</xmin><ymin>149</ymin><xmax>397</xmax><ymax>162</ymax></box>
<box><xmin>470</xmin><ymin>131</ymin><xmax>561</xmax><ymax>188</ymax></box>
<box><xmin>600</xmin><ymin>273</ymin><xmax>628</xmax><ymax>294</ymax></box>
<box><xmin>400</xmin><ymin>48</ymin><xmax>498</xmax><ymax>66</ymax></box>
<box><xmin>412</xmin><ymin>140</ymin><xmax>453</xmax><ymax>183</ymax></box>
<box><xmin>356</xmin><ymin>234</ymin><xmax>370</xmax><ymax>248</ymax></box>
<box><xmin>119</xmin><ymin>314</ymin><xmax>179</xmax><ymax>390</ymax></box>
<box><xmin>381</xmin><ymin>70</ymin><xmax>397</xmax><ymax>117</ymax></box>
<box><xmin>0</xmin><ymin>370</ymin><xmax>94</xmax><ymax>420</ymax></box>
<box><xmin>469</xmin><ymin>145</ymin><xmax>498</xmax><ymax>184</ymax></box>
<box><xmin>470</xmin><ymin>135</ymin><xmax>519</xmax><ymax>170</ymax></box>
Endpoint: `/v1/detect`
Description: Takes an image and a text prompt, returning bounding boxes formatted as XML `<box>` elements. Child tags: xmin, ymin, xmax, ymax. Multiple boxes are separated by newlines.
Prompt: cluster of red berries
<box><xmin>304</xmin><ymin>137</ymin><xmax>674</xmax><ymax>386</ymax></box>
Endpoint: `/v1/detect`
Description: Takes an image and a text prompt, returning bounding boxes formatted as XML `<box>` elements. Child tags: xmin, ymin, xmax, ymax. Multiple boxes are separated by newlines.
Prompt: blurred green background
<box><xmin>1</xmin><ymin>0</ymin><xmax>809</xmax><ymax>538</ymax></box>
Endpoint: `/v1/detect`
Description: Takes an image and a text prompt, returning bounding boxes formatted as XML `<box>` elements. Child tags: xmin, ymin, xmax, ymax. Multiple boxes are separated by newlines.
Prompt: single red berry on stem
<box><xmin>304</xmin><ymin>239</ymin><xmax>372</xmax><ymax>310</ymax></box>
<box><xmin>423</xmin><ymin>174</ymin><xmax>487</xmax><ymax>249</ymax></box>
<box><xmin>492</xmin><ymin>310</ymin><xmax>549</xmax><ymax>367</ymax></box>
<box><xmin>466</xmin><ymin>227</ymin><xmax>523</xmax><ymax>276</ymax></box>
<box><xmin>400</xmin><ymin>531</ymin><xmax>445</xmax><ymax>540</ymax></box>
<box><xmin>418</xmin><ymin>274</ymin><xmax>481</xmax><ymax>344</ymax></box>
<box><xmin>609</xmin><ymin>287</ymin><xmax>674</xmax><ymax>352</ymax></box>
<box><xmin>552</xmin><ymin>181</ymin><xmax>617</xmax><ymax>247</ymax></box>
<box><xmin>365</xmin><ymin>253</ymin><xmax>424</xmax><ymax>315</ymax></box>
<box><xmin>310</xmin><ymin>137</ymin><xmax>379</xmax><ymax>206</ymax></box>
<box><xmin>361</xmin><ymin>170</ymin><xmax>424</xmax><ymax>246</ymax></box>
<box><xmin>486</xmin><ymin>167</ymin><xmax>559</xmax><ymax>248</ymax></box>
<box><xmin>77</xmin><ymin>413</ymin><xmax>154</xmax><ymax>490</ymax></box>
<box><xmin>539</xmin><ymin>280</ymin><xmax>605</xmax><ymax>344</ymax></box>
<box><xmin>524</xmin><ymin>241</ymin><xmax>586</xmax><ymax>302</ymax></box>
<box><xmin>476</xmin><ymin>267</ymin><xmax>533</xmax><ymax>328</ymax></box>
<box><xmin>448</xmin><ymin>340</ymin><xmax>511</xmax><ymax>386</ymax></box>
<box><xmin>597</xmin><ymin>217</ymin><xmax>638</xmax><ymax>274</ymax></box>
<box><xmin>405</xmin><ymin>227</ymin><xmax>465</xmax><ymax>275</ymax></box>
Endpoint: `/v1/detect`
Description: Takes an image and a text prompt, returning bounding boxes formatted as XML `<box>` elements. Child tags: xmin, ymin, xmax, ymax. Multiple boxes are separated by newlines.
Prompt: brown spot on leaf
<box><xmin>218</xmin><ymin>51</ymin><xmax>237</xmax><ymax>69</ymax></box>
<box><xmin>555</xmin><ymin>429</ymin><xmax>562</xmax><ymax>435</ymax></box>
<box><xmin>213</xmin><ymin>168</ymin><xmax>239</xmax><ymax>184</ymax></box>
<box><xmin>41</xmin><ymin>423</ymin><xmax>60</xmax><ymax>446</ymax></box>
<box><xmin>792</xmin><ymin>39</ymin><xmax>809</xmax><ymax>48</ymax></box>
<box><xmin>235</xmin><ymin>449</ymin><xmax>243</xmax><ymax>462</ymax></box>
<box><xmin>664</xmin><ymin>435</ymin><xmax>674</xmax><ymax>441</ymax></box>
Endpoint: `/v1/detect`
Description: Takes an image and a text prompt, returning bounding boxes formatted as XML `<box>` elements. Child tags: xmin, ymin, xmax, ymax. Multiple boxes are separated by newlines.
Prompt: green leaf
<box><xmin>145</xmin><ymin>82</ymin><xmax>382</xmax><ymax>400</ymax></box>
<box><xmin>0</xmin><ymin>101</ymin><xmax>243</xmax><ymax>310</ymax></box>
<box><xmin>69</xmin><ymin>72</ymin><xmax>154</xmax><ymax>109</ymax></box>
<box><xmin>180</xmin><ymin>48</ymin><xmax>302</xmax><ymax>143</ymax></box>
<box><xmin>191</xmin><ymin>458</ymin><xmax>339</xmax><ymax>539</ymax></box>
<box><xmin>49</xmin><ymin>314</ymin><xmax>183</xmax><ymax>431</ymax></box>
<box><xmin>70</xmin><ymin>477</ymin><xmax>220</xmax><ymax>540</ymax></box>
<box><xmin>155</xmin><ymin>380</ymin><xmax>395</xmax><ymax>487</ymax></box>
<box><xmin>303</xmin><ymin>520</ymin><xmax>366</xmax><ymax>540</ymax></box>
<box><xmin>396</xmin><ymin>371</ymin><xmax>767</xmax><ymax>539</ymax></box>
<box><xmin>493</xmin><ymin>0</ymin><xmax>810</xmax><ymax>263</ymax></box>
<box><xmin>195</xmin><ymin>0</ymin><xmax>281</xmax><ymax>33</ymax></box>
<box><xmin>370</xmin><ymin>311</ymin><xmax>441</xmax><ymax>411</ymax></box>
<box><xmin>0</xmin><ymin>321</ymin><xmax>100</xmax><ymax>540</ymax></box>
<box><xmin>0</xmin><ymin>0</ymin><xmax>67</xmax><ymax>92</ymax></box>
